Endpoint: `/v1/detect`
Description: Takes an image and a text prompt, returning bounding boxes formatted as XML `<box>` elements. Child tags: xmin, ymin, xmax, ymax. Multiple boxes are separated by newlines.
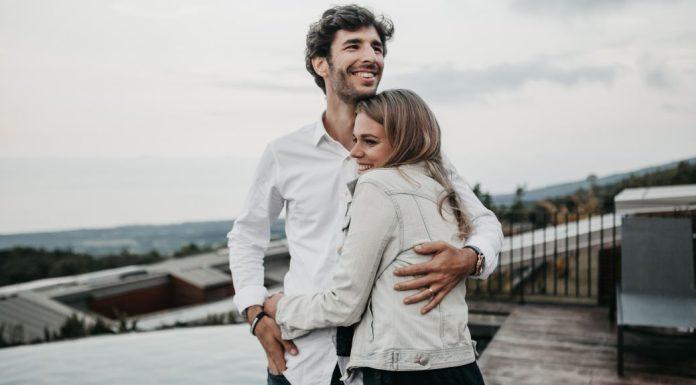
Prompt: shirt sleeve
<box><xmin>442</xmin><ymin>152</ymin><xmax>504</xmax><ymax>280</ymax></box>
<box><xmin>275</xmin><ymin>181</ymin><xmax>398</xmax><ymax>340</ymax></box>
<box><xmin>227</xmin><ymin>143</ymin><xmax>285</xmax><ymax>313</ymax></box>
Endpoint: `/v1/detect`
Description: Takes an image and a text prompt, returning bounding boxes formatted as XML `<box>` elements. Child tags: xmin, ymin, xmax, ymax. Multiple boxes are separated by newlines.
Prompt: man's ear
<box><xmin>312</xmin><ymin>56</ymin><xmax>329</xmax><ymax>78</ymax></box>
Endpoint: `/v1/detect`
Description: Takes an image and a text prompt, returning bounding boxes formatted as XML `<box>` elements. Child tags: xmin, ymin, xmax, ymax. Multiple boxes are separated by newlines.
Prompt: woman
<box><xmin>264</xmin><ymin>89</ymin><xmax>486</xmax><ymax>385</ymax></box>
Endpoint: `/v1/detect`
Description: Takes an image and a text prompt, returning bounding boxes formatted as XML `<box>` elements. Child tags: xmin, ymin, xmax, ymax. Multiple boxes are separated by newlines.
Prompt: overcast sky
<box><xmin>1</xmin><ymin>0</ymin><xmax>695</xmax><ymax>232</ymax></box>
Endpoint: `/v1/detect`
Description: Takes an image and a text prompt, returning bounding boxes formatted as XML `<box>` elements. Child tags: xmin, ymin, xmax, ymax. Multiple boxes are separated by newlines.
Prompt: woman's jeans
<box><xmin>362</xmin><ymin>361</ymin><xmax>486</xmax><ymax>385</ymax></box>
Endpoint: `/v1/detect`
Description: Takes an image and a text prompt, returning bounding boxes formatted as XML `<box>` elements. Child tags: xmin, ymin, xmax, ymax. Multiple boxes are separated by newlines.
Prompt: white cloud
<box><xmin>0</xmin><ymin>0</ymin><xmax>695</xmax><ymax>230</ymax></box>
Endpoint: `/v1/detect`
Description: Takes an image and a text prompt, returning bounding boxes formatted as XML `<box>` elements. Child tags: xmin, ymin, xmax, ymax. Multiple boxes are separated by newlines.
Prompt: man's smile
<box><xmin>349</xmin><ymin>66</ymin><xmax>380</xmax><ymax>84</ymax></box>
<box><xmin>353</xmin><ymin>71</ymin><xmax>375</xmax><ymax>79</ymax></box>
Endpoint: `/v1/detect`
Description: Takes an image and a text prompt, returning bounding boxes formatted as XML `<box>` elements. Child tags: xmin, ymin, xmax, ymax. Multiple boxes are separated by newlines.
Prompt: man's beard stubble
<box><xmin>328</xmin><ymin>63</ymin><xmax>379</xmax><ymax>105</ymax></box>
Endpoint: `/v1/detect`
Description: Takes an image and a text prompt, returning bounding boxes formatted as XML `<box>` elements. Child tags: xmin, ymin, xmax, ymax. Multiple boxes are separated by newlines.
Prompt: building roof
<box><xmin>169</xmin><ymin>267</ymin><xmax>231</xmax><ymax>289</ymax></box>
<box><xmin>615</xmin><ymin>184</ymin><xmax>696</xmax><ymax>215</ymax></box>
<box><xmin>0</xmin><ymin>291</ymin><xmax>91</xmax><ymax>342</ymax></box>
<box><xmin>135</xmin><ymin>298</ymin><xmax>239</xmax><ymax>330</ymax></box>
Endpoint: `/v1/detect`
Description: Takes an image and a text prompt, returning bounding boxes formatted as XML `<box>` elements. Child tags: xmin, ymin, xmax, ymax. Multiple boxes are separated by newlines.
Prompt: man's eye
<box><xmin>352</xmin><ymin>137</ymin><xmax>357</xmax><ymax>143</ymax></box>
<box><xmin>374</xmin><ymin>46</ymin><xmax>383</xmax><ymax>54</ymax></box>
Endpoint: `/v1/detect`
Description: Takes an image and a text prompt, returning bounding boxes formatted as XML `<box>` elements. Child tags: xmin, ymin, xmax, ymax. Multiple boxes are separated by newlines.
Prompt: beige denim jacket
<box><xmin>276</xmin><ymin>162</ymin><xmax>477</xmax><ymax>372</ymax></box>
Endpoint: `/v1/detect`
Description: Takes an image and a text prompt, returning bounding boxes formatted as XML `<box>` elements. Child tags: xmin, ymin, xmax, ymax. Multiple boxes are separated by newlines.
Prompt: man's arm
<box><xmin>443</xmin><ymin>152</ymin><xmax>503</xmax><ymax>279</ymax></box>
<box><xmin>393</xmin><ymin>153</ymin><xmax>503</xmax><ymax>314</ymax></box>
<box><xmin>227</xmin><ymin>143</ymin><xmax>296</xmax><ymax>373</ymax></box>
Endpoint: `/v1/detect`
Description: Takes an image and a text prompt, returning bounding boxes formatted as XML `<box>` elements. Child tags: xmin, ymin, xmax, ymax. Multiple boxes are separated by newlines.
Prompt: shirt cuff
<box><xmin>232</xmin><ymin>285</ymin><xmax>269</xmax><ymax>314</ymax></box>
<box><xmin>465</xmin><ymin>236</ymin><xmax>496</xmax><ymax>280</ymax></box>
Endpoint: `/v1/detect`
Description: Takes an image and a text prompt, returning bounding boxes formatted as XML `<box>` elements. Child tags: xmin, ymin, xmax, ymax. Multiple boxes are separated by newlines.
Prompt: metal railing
<box><xmin>467</xmin><ymin>209</ymin><xmax>621</xmax><ymax>304</ymax></box>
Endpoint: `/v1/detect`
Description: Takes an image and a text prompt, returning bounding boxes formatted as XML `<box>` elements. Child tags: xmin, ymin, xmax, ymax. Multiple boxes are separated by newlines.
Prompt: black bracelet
<box><xmin>250</xmin><ymin>310</ymin><xmax>268</xmax><ymax>336</ymax></box>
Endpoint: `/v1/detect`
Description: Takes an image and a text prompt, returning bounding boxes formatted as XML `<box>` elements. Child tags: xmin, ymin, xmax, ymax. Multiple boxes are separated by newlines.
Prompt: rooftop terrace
<box><xmin>477</xmin><ymin>303</ymin><xmax>696</xmax><ymax>384</ymax></box>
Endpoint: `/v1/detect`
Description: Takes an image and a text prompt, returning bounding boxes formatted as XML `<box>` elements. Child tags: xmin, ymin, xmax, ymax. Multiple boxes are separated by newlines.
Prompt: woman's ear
<box><xmin>312</xmin><ymin>56</ymin><xmax>329</xmax><ymax>78</ymax></box>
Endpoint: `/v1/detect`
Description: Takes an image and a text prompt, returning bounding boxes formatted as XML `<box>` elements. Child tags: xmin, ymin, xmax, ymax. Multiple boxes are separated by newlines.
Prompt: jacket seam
<box><xmin>358</xmin><ymin>180</ymin><xmax>403</xmax><ymax>251</ymax></box>
<box><xmin>412</xmin><ymin>195</ymin><xmax>433</xmax><ymax>242</ymax></box>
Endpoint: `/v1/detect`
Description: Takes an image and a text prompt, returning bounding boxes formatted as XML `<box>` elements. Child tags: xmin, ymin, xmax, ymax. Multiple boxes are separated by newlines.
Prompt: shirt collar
<box><xmin>312</xmin><ymin>112</ymin><xmax>329</xmax><ymax>147</ymax></box>
<box><xmin>346</xmin><ymin>178</ymin><xmax>359</xmax><ymax>197</ymax></box>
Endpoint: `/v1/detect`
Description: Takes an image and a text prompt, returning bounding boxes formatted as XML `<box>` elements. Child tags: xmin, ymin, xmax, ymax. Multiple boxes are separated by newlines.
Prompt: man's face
<box><xmin>324</xmin><ymin>26</ymin><xmax>384</xmax><ymax>104</ymax></box>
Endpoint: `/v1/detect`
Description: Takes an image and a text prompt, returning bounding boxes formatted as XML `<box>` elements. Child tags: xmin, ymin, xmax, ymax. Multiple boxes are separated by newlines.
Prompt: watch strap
<box><xmin>250</xmin><ymin>310</ymin><xmax>268</xmax><ymax>336</ymax></box>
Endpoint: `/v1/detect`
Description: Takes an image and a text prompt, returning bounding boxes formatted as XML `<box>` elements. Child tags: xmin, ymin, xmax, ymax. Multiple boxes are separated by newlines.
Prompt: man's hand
<box><xmin>393</xmin><ymin>241</ymin><xmax>477</xmax><ymax>314</ymax></box>
<box><xmin>246</xmin><ymin>305</ymin><xmax>297</xmax><ymax>375</ymax></box>
<box><xmin>263</xmin><ymin>293</ymin><xmax>284</xmax><ymax>319</ymax></box>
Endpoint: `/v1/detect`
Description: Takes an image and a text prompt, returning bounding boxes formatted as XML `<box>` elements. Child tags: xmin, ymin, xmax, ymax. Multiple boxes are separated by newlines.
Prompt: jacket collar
<box><xmin>346</xmin><ymin>161</ymin><xmax>430</xmax><ymax>197</ymax></box>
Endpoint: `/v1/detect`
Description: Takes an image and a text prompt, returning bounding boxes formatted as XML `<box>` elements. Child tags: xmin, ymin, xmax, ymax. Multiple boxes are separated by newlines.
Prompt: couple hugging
<box><xmin>228</xmin><ymin>5</ymin><xmax>503</xmax><ymax>385</ymax></box>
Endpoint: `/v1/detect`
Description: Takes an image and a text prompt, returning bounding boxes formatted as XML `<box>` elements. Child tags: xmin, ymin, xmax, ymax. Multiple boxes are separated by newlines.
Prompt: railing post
<box><xmin>509</xmin><ymin>213</ymin><xmax>514</xmax><ymax>299</ymax></box>
<box><xmin>531</xmin><ymin>213</ymin><xmax>536</xmax><ymax>296</ymax></box>
<box><xmin>542</xmin><ymin>212</ymin><xmax>547</xmax><ymax>294</ymax></box>
<box><xmin>612</xmin><ymin>210</ymin><xmax>617</xmax><ymax>297</ymax></box>
<box><xmin>520</xmin><ymin>210</ymin><xmax>525</xmax><ymax>305</ymax></box>
<box><xmin>554</xmin><ymin>212</ymin><xmax>558</xmax><ymax>296</ymax></box>
<box><xmin>565</xmin><ymin>212</ymin><xmax>570</xmax><ymax>296</ymax></box>
<box><xmin>575</xmin><ymin>209</ymin><xmax>580</xmax><ymax>297</ymax></box>
<box><xmin>587</xmin><ymin>212</ymin><xmax>592</xmax><ymax>298</ymax></box>
<box><xmin>497</xmin><ymin>229</ymin><xmax>502</xmax><ymax>297</ymax></box>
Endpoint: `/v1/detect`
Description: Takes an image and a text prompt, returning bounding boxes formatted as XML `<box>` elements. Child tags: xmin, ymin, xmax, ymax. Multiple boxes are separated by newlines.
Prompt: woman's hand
<box><xmin>264</xmin><ymin>292</ymin><xmax>285</xmax><ymax>319</ymax></box>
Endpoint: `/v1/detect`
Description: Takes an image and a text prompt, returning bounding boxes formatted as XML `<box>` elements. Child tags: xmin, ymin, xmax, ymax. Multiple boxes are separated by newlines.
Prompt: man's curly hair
<box><xmin>305</xmin><ymin>5</ymin><xmax>394</xmax><ymax>94</ymax></box>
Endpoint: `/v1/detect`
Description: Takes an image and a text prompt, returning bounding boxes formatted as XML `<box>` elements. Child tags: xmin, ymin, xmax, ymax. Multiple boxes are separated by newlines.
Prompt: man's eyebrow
<box><xmin>342</xmin><ymin>38</ymin><xmax>362</xmax><ymax>46</ymax></box>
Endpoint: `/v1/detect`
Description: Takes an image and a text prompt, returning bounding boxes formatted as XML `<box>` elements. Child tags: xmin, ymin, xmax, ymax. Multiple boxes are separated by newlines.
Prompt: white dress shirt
<box><xmin>227</xmin><ymin>116</ymin><xmax>503</xmax><ymax>385</ymax></box>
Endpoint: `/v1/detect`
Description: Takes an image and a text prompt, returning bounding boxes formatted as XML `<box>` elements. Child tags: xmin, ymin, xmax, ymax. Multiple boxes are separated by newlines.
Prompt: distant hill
<box><xmin>3</xmin><ymin>156</ymin><xmax>694</xmax><ymax>255</ymax></box>
<box><xmin>491</xmin><ymin>156</ymin><xmax>696</xmax><ymax>206</ymax></box>
<box><xmin>0</xmin><ymin>219</ymin><xmax>286</xmax><ymax>256</ymax></box>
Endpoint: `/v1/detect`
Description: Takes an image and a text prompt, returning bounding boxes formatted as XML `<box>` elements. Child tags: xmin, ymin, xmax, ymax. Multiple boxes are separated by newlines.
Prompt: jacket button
<box><xmin>416</xmin><ymin>355</ymin><xmax>429</xmax><ymax>365</ymax></box>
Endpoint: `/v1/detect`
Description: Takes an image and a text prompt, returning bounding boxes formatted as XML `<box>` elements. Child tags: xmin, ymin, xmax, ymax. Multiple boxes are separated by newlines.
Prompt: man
<box><xmin>227</xmin><ymin>5</ymin><xmax>503</xmax><ymax>385</ymax></box>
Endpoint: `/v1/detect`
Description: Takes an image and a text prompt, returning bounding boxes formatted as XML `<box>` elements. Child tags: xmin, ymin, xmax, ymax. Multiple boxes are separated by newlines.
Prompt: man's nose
<box><xmin>360</xmin><ymin>46</ymin><xmax>378</xmax><ymax>63</ymax></box>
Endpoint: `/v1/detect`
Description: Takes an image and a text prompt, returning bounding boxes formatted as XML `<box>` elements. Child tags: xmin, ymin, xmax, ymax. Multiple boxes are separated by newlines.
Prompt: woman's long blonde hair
<box><xmin>356</xmin><ymin>89</ymin><xmax>472</xmax><ymax>240</ymax></box>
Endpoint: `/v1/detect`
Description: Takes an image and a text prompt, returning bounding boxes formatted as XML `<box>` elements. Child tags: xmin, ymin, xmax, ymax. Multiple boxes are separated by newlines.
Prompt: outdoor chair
<box><xmin>616</xmin><ymin>216</ymin><xmax>696</xmax><ymax>376</ymax></box>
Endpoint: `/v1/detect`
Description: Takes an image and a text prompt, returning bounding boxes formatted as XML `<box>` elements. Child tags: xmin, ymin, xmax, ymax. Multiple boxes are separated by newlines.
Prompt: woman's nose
<box><xmin>350</xmin><ymin>144</ymin><xmax>363</xmax><ymax>159</ymax></box>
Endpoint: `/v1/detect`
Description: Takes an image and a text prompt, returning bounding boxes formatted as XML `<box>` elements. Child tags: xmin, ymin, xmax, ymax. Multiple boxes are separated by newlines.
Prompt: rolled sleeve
<box><xmin>227</xmin><ymin>143</ymin><xmax>284</xmax><ymax>313</ymax></box>
<box><xmin>442</xmin><ymin>152</ymin><xmax>503</xmax><ymax>280</ymax></box>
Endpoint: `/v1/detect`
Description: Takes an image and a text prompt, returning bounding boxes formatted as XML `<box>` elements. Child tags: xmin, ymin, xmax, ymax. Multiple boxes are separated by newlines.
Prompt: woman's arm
<box><xmin>273</xmin><ymin>180</ymin><xmax>398</xmax><ymax>340</ymax></box>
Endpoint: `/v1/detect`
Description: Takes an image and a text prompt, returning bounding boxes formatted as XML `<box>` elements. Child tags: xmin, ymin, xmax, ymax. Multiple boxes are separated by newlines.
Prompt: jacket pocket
<box><xmin>441</xmin><ymin>313</ymin><xmax>471</xmax><ymax>348</ymax></box>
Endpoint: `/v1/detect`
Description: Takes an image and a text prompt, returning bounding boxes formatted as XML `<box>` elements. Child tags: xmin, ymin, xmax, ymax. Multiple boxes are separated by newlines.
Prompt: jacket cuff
<box><xmin>275</xmin><ymin>295</ymin><xmax>310</xmax><ymax>340</ymax></box>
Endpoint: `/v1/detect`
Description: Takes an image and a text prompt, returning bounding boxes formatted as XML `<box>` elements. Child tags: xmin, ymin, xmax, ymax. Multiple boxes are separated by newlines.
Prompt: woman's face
<box><xmin>350</xmin><ymin>112</ymin><xmax>393</xmax><ymax>174</ymax></box>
